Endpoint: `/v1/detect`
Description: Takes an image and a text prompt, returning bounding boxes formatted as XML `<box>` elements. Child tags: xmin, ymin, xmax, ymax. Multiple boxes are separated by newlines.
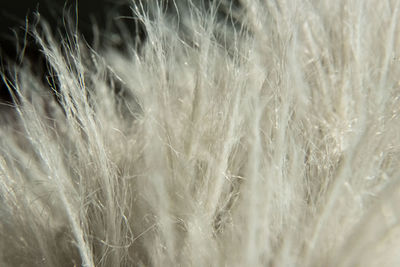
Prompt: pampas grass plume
<box><xmin>1</xmin><ymin>0</ymin><xmax>400</xmax><ymax>266</ymax></box>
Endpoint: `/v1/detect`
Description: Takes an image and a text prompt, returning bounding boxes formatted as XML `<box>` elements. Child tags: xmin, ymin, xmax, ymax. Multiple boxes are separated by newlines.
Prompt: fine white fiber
<box><xmin>1</xmin><ymin>0</ymin><xmax>400</xmax><ymax>266</ymax></box>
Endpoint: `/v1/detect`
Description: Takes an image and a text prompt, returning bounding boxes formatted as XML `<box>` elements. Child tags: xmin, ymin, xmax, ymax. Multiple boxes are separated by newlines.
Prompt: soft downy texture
<box><xmin>1</xmin><ymin>0</ymin><xmax>400</xmax><ymax>266</ymax></box>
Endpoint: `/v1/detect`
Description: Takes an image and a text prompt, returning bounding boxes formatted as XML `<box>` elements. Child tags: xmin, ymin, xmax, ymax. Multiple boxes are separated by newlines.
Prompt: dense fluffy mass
<box><xmin>1</xmin><ymin>0</ymin><xmax>400</xmax><ymax>266</ymax></box>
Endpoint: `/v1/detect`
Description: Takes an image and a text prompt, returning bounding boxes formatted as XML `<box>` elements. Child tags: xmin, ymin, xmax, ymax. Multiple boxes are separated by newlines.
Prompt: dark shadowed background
<box><xmin>0</xmin><ymin>0</ymin><xmax>136</xmax><ymax>103</ymax></box>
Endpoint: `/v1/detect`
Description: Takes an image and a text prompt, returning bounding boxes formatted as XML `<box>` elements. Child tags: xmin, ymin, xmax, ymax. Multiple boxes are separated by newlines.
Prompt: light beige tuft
<box><xmin>1</xmin><ymin>0</ymin><xmax>400</xmax><ymax>266</ymax></box>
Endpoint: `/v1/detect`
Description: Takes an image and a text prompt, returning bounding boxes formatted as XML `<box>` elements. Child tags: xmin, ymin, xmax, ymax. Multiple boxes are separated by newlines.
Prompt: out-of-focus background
<box><xmin>0</xmin><ymin>0</ymin><xmax>128</xmax><ymax>52</ymax></box>
<box><xmin>0</xmin><ymin>0</ymin><xmax>135</xmax><ymax>103</ymax></box>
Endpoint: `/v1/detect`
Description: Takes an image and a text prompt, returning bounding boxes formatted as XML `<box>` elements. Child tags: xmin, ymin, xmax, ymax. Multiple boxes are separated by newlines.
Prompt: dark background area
<box><xmin>0</xmin><ymin>0</ymin><xmax>137</xmax><ymax>103</ymax></box>
<box><xmin>0</xmin><ymin>0</ymin><xmax>131</xmax><ymax>50</ymax></box>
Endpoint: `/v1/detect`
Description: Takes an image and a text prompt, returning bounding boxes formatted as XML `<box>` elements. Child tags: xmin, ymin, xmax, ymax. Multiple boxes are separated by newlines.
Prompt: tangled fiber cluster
<box><xmin>2</xmin><ymin>0</ymin><xmax>400</xmax><ymax>266</ymax></box>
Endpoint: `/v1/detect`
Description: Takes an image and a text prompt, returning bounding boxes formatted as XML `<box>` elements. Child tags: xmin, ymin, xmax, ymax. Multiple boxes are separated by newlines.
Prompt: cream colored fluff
<box><xmin>1</xmin><ymin>1</ymin><xmax>400</xmax><ymax>266</ymax></box>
